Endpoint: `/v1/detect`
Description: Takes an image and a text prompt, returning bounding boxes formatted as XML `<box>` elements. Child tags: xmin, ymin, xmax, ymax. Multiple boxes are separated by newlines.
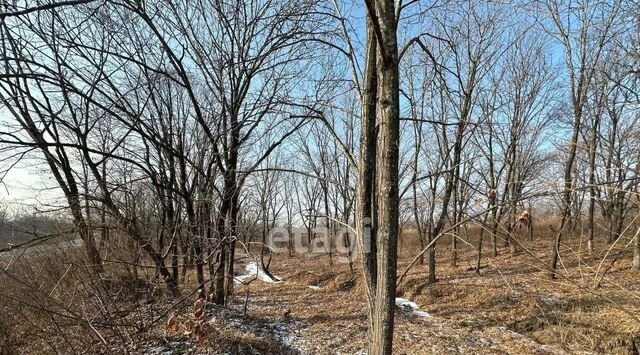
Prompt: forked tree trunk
<box><xmin>357</xmin><ymin>2</ymin><xmax>401</xmax><ymax>352</ymax></box>
<box><xmin>213</xmin><ymin>148</ymin><xmax>239</xmax><ymax>304</ymax></box>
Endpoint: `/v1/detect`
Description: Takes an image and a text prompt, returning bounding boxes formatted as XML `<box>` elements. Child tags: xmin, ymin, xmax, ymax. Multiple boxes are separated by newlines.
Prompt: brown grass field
<box><xmin>155</xmin><ymin>223</ymin><xmax>640</xmax><ymax>354</ymax></box>
<box><xmin>2</xmin><ymin>222</ymin><xmax>640</xmax><ymax>354</ymax></box>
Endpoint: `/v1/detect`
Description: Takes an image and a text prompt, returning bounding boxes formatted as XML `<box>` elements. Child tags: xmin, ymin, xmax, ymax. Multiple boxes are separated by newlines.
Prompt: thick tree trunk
<box><xmin>357</xmin><ymin>15</ymin><xmax>378</xmax><ymax>292</ymax></box>
<box><xmin>368</xmin><ymin>19</ymin><xmax>400</xmax><ymax>354</ymax></box>
<box><xmin>357</xmin><ymin>5</ymin><xmax>401</xmax><ymax>352</ymax></box>
<box><xmin>356</xmin><ymin>14</ymin><xmax>378</xmax><ymax>345</ymax></box>
<box><xmin>212</xmin><ymin>192</ymin><xmax>232</xmax><ymax>305</ymax></box>
<box><xmin>213</xmin><ymin>127</ymin><xmax>239</xmax><ymax>304</ymax></box>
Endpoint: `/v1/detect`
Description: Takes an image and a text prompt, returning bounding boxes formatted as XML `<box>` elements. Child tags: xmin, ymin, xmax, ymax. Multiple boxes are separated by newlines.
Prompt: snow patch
<box><xmin>395</xmin><ymin>297</ymin><xmax>432</xmax><ymax>318</ymax></box>
<box><xmin>234</xmin><ymin>261</ymin><xmax>282</xmax><ymax>284</ymax></box>
<box><xmin>145</xmin><ymin>340</ymin><xmax>196</xmax><ymax>355</ymax></box>
<box><xmin>307</xmin><ymin>285</ymin><xmax>322</xmax><ymax>291</ymax></box>
<box><xmin>413</xmin><ymin>310</ymin><xmax>432</xmax><ymax>318</ymax></box>
<box><xmin>395</xmin><ymin>297</ymin><xmax>420</xmax><ymax>309</ymax></box>
<box><xmin>271</xmin><ymin>322</ymin><xmax>295</xmax><ymax>347</ymax></box>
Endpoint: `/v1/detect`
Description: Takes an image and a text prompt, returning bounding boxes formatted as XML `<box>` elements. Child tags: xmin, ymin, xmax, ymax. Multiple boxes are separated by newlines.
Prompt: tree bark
<box><xmin>369</xmin><ymin>15</ymin><xmax>400</xmax><ymax>353</ymax></box>
<box><xmin>356</xmin><ymin>13</ymin><xmax>378</xmax><ymax>345</ymax></box>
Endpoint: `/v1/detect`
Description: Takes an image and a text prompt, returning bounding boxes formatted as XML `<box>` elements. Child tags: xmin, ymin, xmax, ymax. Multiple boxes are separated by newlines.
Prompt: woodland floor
<box><xmin>140</xmin><ymin>229</ymin><xmax>640</xmax><ymax>355</ymax></box>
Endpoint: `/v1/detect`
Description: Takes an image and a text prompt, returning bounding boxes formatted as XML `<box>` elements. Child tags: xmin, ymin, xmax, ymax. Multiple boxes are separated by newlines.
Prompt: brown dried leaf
<box><xmin>194</xmin><ymin>298</ymin><xmax>206</xmax><ymax>311</ymax></box>
<box><xmin>167</xmin><ymin>314</ymin><xmax>181</xmax><ymax>332</ymax></box>
<box><xmin>193</xmin><ymin>308</ymin><xmax>206</xmax><ymax>320</ymax></box>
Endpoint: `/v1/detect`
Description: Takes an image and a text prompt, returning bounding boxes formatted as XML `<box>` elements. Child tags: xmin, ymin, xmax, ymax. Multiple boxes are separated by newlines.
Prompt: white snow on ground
<box><xmin>270</xmin><ymin>321</ymin><xmax>297</xmax><ymax>348</ymax></box>
<box><xmin>145</xmin><ymin>341</ymin><xmax>196</xmax><ymax>355</ymax></box>
<box><xmin>234</xmin><ymin>261</ymin><xmax>282</xmax><ymax>284</ymax></box>
<box><xmin>413</xmin><ymin>310</ymin><xmax>431</xmax><ymax>318</ymax></box>
<box><xmin>224</xmin><ymin>296</ymin><xmax>308</xmax><ymax>354</ymax></box>
<box><xmin>307</xmin><ymin>285</ymin><xmax>322</xmax><ymax>291</ymax></box>
<box><xmin>395</xmin><ymin>297</ymin><xmax>432</xmax><ymax>318</ymax></box>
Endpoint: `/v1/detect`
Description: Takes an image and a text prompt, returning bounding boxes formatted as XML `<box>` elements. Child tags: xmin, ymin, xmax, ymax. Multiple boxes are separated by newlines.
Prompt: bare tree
<box><xmin>545</xmin><ymin>0</ymin><xmax>623</xmax><ymax>279</ymax></box>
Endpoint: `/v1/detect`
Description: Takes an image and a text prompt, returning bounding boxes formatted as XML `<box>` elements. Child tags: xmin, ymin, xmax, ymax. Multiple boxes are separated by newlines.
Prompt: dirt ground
<box><xmin>148</xmin><ymin>228</ymin><xmax>640</xmax><ymax>354</ymax></box>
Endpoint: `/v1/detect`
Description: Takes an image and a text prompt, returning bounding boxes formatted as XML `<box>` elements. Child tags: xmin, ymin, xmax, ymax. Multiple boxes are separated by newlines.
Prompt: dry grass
<box><xmin>2</xmin><ymin>223</ymin><xmax>640</xmax><ymax>354</ymax></box>
<box><xmin>224</xmin><ymin>223</ymin><xmax>640</xmax><ymax>354</ymax></box>
<box><xmin>0</xmin><ymin>234</ymin><xmax>181</xmax><ymax>354</ymax></box>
